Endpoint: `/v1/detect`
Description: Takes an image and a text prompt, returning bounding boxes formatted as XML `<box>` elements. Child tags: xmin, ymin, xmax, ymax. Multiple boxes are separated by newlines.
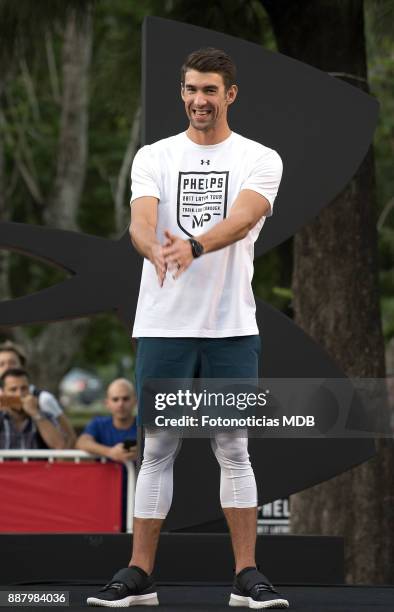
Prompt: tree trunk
<box><xmin>1</xmin><ymin>9</ymin><xmax>93</xmax><ymax>393</ymax></box>
<box><xmin>46</xmin><ymin>10</ymin><xmax>92</xmax><ymax>230</ymax></box>
<box><xmin>0</xmin><ymin>70</ymin><xmax>15</xmax><ymax>346</ymax></box>
<box><xmin>0</xmin><ymin>76</ymin><xmax>11</xmax><ymax>303</ymax></box>
<box><xmin>261</xmin><ymin>0</ymin><xmax>394</xmax><ymax>584</ymax></box>
<box><xmin>25</xmin><ymin>10</ymin><xmax>93</xmax><ymax>392</ymax></box>
<box><xmin>0</xmin><ymin>126</ymin><xmax>10</xmax><ymax>303</ymax></box>
<box><xmin>19</xmin><ymin>320</ymin><xmax>90</xmax><ymax>393</ymax></box>
<box><xmin>114</xmin><ymin>105</ymin><xmax>141</xmax><ymax>235</ymax></box>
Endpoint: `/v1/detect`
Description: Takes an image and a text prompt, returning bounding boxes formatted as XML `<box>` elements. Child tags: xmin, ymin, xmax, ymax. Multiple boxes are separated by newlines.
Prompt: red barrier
<box><xmin>0</xmin><ymin>462</ymin><xmax>123</xmax><ymax>532</ymax></box>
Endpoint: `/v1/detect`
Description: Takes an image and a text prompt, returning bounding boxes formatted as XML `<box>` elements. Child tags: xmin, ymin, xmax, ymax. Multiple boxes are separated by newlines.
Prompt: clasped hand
<box><xmin>151</xmin><ymin>230</ymin><xmax>194</xmax><ymax>286</ymax></box>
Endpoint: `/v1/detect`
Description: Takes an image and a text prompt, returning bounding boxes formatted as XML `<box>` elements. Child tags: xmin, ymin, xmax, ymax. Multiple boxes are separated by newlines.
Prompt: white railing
<box><xmin>0</xmin><ymin>450</ymin><xmax>136</xmax><ymax>533</ymax></box>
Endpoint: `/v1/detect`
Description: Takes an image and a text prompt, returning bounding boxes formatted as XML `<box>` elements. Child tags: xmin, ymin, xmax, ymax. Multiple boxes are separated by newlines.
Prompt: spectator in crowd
<box><xmin>0</xmin><ymin>341</ymin><xmax>76</xmax><ymax>447</ymax></box>
<box><xmin>0</xmin><ymin>368</ymin><xmax>66</xmax><ymax>450</ymax></box>
<box><xmin>77</xmin><ymin>378</ymin><xmax>138</xmax><ymax>532</ymax></box>
<box><xmin>76</xmin><ymin>378</ymin><xmax>137</xmax><ymax>463</ymax></box>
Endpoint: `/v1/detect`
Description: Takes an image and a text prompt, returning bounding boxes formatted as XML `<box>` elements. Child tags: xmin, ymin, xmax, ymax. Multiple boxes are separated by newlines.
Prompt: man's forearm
<box><xmin>36</xmin><ymin>418</ymin><xmax>66</xmax><ymax>449</ymax></box>
<box><xmin>76</xmin><ymin>435</ymin><xmax>111</xmax><ymax>459</ymax></box>
<box><xmin>198</xmin><ymin>210</ymin><xmax>253</xmax><ymax>254</ymax></box>
<box><xmin>129</xmin><ymin>221</ymin><xmax>159</xmax><ymax>261</ymax></box>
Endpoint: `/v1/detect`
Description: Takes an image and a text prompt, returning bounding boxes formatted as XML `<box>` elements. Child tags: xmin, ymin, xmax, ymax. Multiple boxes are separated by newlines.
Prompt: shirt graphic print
<box><xmin>177</xmin><ymin>171</ymin><xmax>229</xmax><ymax>237</ymax></box>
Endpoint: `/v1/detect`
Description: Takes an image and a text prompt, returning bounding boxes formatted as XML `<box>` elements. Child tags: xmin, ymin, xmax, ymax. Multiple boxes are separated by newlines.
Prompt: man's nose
<box><xmin>194</xmin><ymin>92</ymin><xmax>207</xmax><ymax>107</ymax></box>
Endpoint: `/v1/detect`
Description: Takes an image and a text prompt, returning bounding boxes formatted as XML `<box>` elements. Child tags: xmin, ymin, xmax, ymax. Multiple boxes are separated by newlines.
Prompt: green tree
<box><xmin>261</xmin><ymin>0</ymin><xmax>394</xmax><ymax>584</ymax></box>
<box><xmin>0</xmin><ymin>0</ymin><xmax>145</xmax><ymax>390</ymax></box>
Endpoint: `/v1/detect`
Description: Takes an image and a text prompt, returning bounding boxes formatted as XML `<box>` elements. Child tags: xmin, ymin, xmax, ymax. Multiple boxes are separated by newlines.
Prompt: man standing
<box><xmin>88</xmin><ymin>48</ymin><xmax>288</xmax><ymax>609</ymax></box>
<box><xmin>0</xmin><ymin>368</ymin><xmax>66</xmax><ymax>450</ymax></box>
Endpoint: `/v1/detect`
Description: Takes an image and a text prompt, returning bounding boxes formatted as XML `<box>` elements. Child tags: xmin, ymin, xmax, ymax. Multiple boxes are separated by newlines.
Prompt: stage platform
<box><xmin>3</xmin><ymin>533</ymin><xmax>391</xmax><ymax>610</ymax></box>
<box><xmin>0</xmin><ymin>584</ymin><xmax>393</xmax><ymax>611</ymax></box>
<box><xmin>0</xmin><ymin>533</ymin><xmax>344</xmax><ymax>585</ymax></box>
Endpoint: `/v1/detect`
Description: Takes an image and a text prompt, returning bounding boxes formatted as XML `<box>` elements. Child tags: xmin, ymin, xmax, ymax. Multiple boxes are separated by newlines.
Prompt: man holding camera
<box><xmin>0</xmin><ymin>368</ymin><xmax>66</xmax><ymax>450</ymax></box>
<box><xmin>0</xmin><ymin>340</ymin><xmax>76</xmax><ymax>447</ymax></box>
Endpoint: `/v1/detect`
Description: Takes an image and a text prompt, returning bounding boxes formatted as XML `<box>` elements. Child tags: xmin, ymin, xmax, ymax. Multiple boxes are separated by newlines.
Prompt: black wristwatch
<box><xmin>188</xmin><ymin>238</ymin><xmax>204</xmax><ymax>258</ymax></box>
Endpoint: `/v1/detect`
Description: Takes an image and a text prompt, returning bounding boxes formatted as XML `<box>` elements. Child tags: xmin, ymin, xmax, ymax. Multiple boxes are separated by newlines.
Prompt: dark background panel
<box><xmin>142</xmin><ymin>17</ymin><xmax>378</xmax><ymax>257</ymax></box>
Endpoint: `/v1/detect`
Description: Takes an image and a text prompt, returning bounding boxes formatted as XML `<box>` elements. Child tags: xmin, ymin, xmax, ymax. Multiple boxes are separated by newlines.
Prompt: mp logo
<box><xmin>177</xmin><ymin>171</ymin><xmax>229</xmax><ymax>237</ymax></box>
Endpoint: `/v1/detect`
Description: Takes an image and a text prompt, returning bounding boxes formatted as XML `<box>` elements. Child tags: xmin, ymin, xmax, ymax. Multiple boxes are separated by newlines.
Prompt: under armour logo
<box><xmin>200</xmin><ymin>159</ymin><xmax>210</xmax><ymax>165</ymax></box>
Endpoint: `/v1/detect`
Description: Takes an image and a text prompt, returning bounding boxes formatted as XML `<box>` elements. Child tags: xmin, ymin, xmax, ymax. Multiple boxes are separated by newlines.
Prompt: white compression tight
<box><xmin>134</xmin><ymin>430</ymin><xmax>257</xmax><ymax>519</ymax></box>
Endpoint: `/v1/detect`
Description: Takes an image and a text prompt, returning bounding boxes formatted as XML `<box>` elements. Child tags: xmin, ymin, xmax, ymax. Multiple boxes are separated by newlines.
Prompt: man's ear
<box><xmin>226</xmin><ymin>84</ymin><xmax>238</xmax><ymax>106</ymax></box>
<box><xmin>180</xmin><ymin>82</ymin><xmax>186</xmax><ymax>101</ymax></box>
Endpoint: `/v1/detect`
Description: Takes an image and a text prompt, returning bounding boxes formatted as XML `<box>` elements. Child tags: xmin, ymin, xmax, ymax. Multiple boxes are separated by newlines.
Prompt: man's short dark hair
<box><xmin>181</xmin><ymin>47</ymin><xmax>236</xmax><ymax>91</ymax></box>
<box><xmin>0</xmin><ymin>367</ymin><xmax>29</xmax><ymax>387</ymax></box>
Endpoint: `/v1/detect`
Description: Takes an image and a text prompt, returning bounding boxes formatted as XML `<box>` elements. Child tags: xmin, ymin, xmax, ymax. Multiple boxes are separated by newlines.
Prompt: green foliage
<box><xmin>0</xmin><ymin>0</ymin><xmax>93</xmax><ymax>70</ymax></box>
<box><xmin>253</xmin><ymin>239</ymin><xmax>293</xmax><ymax>315</ymax></box>
<box><xmin>79</xmin><ymin>0</ymin><xmax>149</xmax><ymax>236</ymax></box>
<box><xmin>365</xmin><ymin>2</ymin><xmax>394</xmax><ymax>212</ymax></box>
<box><xmin>365</xmin><ymin>0</ymin><xmax>394</xmax><ymax>342</ymax></box>
<box><xmin>1</xmin><ymin>0</ymin><xmax>393</xmax><ymax>377</ymax></box>
<box><xmin>73</xmin><ymin>313</ymin><xmax>135</xmax><ymax>373</ymax></box>
<box><xmin>154</xmin><ymin>0</ymin><xmax>275</xmax><ymax>47</ymax></box>
<box><xmin>9</xmin><ymin>254</ymin><xmax>69</xmax><ymax>299</ymax></box>
<box><xmin>381</xmin><ymin>297</ymin><xmax>394</xmax><ymax>340</ymax></box>
<box><xmin>379</xmin><ymin>226</ymin><xmax>394</xmax><ymax>341</ymax></box>
<box><xmin>1</xmin><ymin>0</ymin><xmax>149</xmax><ymax>375</ymax></box>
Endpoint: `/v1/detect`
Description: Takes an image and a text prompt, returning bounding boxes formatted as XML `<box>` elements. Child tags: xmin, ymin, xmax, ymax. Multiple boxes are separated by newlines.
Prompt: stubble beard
<box><xmin>189</xmin><ymin>113</ymin><xmax>217</xmax><ymax>132</ymax></box>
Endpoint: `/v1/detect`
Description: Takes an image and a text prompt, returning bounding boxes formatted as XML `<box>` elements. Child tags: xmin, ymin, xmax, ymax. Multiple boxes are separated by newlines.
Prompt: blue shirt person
<box><xmin>83</xmin><ymin>415</ymin><xmax>137</xmax><ymax>450</ymax></box>
<box><xmin>77</xmin><ymin>378</ymin><xmax>137</xmax><ymax>462</ymax></box>
<box><xmin>76</xmin><ymin>378</ymin><xmax>138</xmax><ymax>529</ymax></box>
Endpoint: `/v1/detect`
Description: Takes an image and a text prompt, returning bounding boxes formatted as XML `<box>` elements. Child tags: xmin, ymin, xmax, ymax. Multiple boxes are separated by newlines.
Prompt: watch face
<box><xmin>191</xmin><ymin>239</ymin><xmax>203</xmax><ymax>257</ymax></box>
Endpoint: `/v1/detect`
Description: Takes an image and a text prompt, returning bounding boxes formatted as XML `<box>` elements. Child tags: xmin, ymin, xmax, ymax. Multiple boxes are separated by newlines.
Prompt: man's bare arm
<box><xmin>129</xmin><ymin>196</ymin><xmax>159</xmax><ymax>258</ymax></box>
<box><xmin>162</xmin><ymin>190</ymin><xmax>270</xmax><ymax>278</ymax></box>
<box><xmin>35</xmin><ymin>417</ymin><xmax>67</xmax><ymax>449</ymax></box>
<box><xmin>129</xmin><ymin>196</ymin><xmax>167</xmax><ymax>286</ymax></box>
<box><xmin>21</xmin><ymin>395</ymin><xmax>66</xmax><ymax>449</ymax></box>
<box><xmin>198</xmin><ymin>189</ymin><xmax>270</xmax><ymax>253</ymax></box>
<box><xmin>76</xmin><ymin>433</ymin><xmax>113</xmax><ymax>458</ymax></box>
<box><xmin>58</xmin><ymin>413</ymin><xmax>77</xmax><ymax>448</ymax></box>
<box><xmin>76</xmin><ymin>434</ymin><xmax>136</xmax><ymax>462</ymax></box>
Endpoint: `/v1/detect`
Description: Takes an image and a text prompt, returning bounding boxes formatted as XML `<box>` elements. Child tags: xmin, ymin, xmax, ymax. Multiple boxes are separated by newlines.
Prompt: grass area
<box><xmin>65</xmin><ymin>399</ymin><xmax>108</xmax><ymax>434</ymax></box>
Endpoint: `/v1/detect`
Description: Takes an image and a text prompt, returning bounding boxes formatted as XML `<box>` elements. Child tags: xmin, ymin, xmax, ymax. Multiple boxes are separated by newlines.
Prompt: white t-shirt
<box><xmin>131</xmin><ymin>131</ymin><xmax>283</xmax><ymax>338</ymax></box>
<box><xmin>29</xmin><ymin>384</ymin><xmax>63</xmax><ymax>418</ymax></box>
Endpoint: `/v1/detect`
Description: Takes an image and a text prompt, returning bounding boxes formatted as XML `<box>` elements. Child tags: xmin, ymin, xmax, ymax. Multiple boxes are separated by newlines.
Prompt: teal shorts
<box><xmin>135</xmin><ymin>335</ymin><xmax>261</xmax><ymax>419</ymax></box>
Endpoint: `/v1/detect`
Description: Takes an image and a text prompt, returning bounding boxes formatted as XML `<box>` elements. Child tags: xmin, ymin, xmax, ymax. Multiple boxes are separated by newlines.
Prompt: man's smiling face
<box><xmin>181</xmin><ymin>69</ymin><xmax>237</xmax><ymax>132</ymax></box>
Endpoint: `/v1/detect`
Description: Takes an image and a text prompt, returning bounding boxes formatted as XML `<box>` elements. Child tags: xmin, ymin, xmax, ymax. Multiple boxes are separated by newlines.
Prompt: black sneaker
<box><xmin>229</xmin><ymin>567</ymin><xmax>289</xmax><ymax>609</ymax></box>
<box><xmin>87</xmin><ymin>566</ymin><xmax>159</xmax><ymax>607</ymax></box>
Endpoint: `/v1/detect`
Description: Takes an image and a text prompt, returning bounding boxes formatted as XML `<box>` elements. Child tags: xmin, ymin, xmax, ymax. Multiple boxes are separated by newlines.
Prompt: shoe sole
<box><xmin>229</xmin><ymin>593</ymin><xmax>289</xmax><ymax>609</ymax></box>
<box><xmin>87</xmin><ymin>592</ymin><xmax>159</xmax><ymax>607</ymax></box>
